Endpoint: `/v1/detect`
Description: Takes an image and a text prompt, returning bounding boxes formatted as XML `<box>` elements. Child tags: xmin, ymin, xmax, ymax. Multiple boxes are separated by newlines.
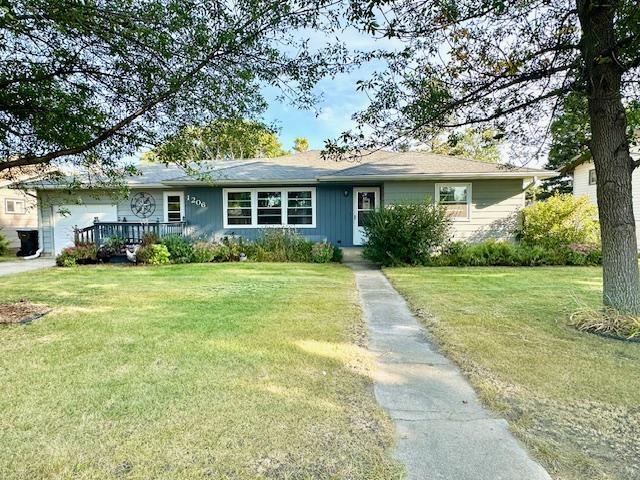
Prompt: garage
<box><xmin>53</xmin><ymin>204</ymin><xmax>117</xmax><ymax>255</ymax></box>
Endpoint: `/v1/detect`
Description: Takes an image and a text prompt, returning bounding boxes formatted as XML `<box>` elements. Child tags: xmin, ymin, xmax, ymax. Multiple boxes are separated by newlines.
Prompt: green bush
<box><xmin>0</xmin><ymin>228</ymin><xmax>10</xmax><ymax>256</ymax></box>
<box><xmin>362</xmin><ymin>201</ymin><xmax>451</xmax><ymax>266</ymax></box>
<box><xmin>192</xmin><ymin>242</ymin><xmax>232</xmax><ymax>263</ymax></box>
<box><xmin>519</xmin><ymin>194</ymin><xmax>600</xmax><ymax>249</ymax></box>
<box><xmin>310</xmin><ymin>242</ymin><xmax>334</xmax><ymax>263</ymax></box>
<box><xmin>252</xmin><ymin>229</ymin><xmax>313</xmax><ymax>262</ymax></box>
<box><xmin>331</xmin><ymin>246</ymin><xmax>343</xmax><ymax>263</ymax></box>
<box><xmin>56</xmin><ymin>244</ymin><xmax>98</xmax><ymax>267</ymax></box>
<box><xmin>141</xmin><ymin>232</ymin><xmax>159</xmax><ymax>246</ymax></box>
<box><xmin>161</xmin><ymin>235</ymin><xmax>193</xmax><ymax>263</ymax></box>
<box><xmin>427</xmin><ymin>240</ymin><xmax>602</xmax><ymax>267</ymax></box>
<box><xmin>222</xmin><ymin>236</ymin><xmax>255</xmax><ymax>261</ymax></box>
<box><xmin>104</xmin><ymin>235</ymin><xmax>126</xmax><ymax>254</ymax></box>
<box><xmin>136</xmin><ymin>244</ymin><xmax>170</xmax><ymax>265</ymax></box>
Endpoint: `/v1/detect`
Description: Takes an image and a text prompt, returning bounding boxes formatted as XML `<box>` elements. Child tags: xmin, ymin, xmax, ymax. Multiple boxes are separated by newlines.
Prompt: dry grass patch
<box><xmin>570</xmin><ymin>307</ymin><xmax>640</xmax><ymax>340</ymax></box>
<box><xmin>0</xmin><ymin>299</ymin><xmax>50</xmax><ymax>324</ymax></box>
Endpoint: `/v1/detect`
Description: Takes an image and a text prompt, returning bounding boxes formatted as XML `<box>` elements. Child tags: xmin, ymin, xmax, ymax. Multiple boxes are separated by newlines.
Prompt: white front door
<box><xmin>353</xmin><ymin>187</ymin><xmax>380</xmax><ymax>246</ymax></box>
<box><xmin>53</xmin><ymin>204</ymin><xmax>118</xmax><ymax>255</ymax></box>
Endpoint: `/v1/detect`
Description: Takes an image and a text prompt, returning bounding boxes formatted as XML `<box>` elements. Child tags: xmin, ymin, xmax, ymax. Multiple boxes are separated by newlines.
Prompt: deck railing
<box><xmin>74</xmin><ymin>220</ymin><xmax>187</xmax><ymax>246</ymax></box>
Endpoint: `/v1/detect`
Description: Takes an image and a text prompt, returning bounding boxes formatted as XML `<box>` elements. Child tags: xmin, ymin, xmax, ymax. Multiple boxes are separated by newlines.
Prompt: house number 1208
<box><xmin>187</xmin><ymin>195</ymin><xmax>207</xmax><ymax>208</ymax></box>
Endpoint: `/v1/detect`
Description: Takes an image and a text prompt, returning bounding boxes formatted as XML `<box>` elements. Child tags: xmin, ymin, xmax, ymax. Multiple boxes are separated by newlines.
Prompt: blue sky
<box><xmin>263</xmin><ymin>69</ymin><xmax>371</xmax><ymax>151</ymax></box>
<box><xmin>262</xmin><ymin>29</ymin><xmax>400</xmax><ymax>152</ymax></box>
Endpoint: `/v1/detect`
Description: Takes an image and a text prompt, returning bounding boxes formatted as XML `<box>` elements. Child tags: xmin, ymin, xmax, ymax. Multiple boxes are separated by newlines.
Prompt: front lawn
<box><xmin>385</xmin><ymin>266</ymin><xmax>639</xmax><ymax>480</ymax></box>
<box><xmin>0</xmin><ymin>264</ymin><xmax>401</xmax><ymax>479</ymax></box>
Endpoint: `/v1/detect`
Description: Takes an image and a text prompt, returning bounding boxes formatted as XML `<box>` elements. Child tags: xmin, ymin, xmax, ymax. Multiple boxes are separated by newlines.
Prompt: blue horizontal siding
<box><xmin>184</xmin><ymin>185</ymin><xmax>355</xmax><ymax>247</ymax></box>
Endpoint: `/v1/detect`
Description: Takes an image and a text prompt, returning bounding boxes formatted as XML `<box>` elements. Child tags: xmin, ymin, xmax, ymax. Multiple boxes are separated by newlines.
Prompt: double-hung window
<box><xmin>436</xmin><ymin>183</ymin><xmax>471</xmax><ymax>221</ymax></box>
<box><xmin>223</xmin><ymin>188</ymin><xmax>316</xmax><ymax>228</ymax></box>
<box><xmin>257</xmin><ymin>191</ymin><xmax>282</xmax><ymax>225</ymax></box>
<box><xmin>5</xmin><ymin>198</ymin><xmax>26</xmax><ymax>214</ymax></box>
<box><xmin>588</xmin><ymin>169</ymin><xmax>597</xmax><ymax>185</ymax></box>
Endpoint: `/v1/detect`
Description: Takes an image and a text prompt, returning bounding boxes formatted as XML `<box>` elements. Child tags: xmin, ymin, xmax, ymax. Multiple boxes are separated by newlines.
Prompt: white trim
<box><xmin>353</xmin><ymin>187</ymin><xmax>380</xmax><ymax>246</ymax></box>
<box><xmin>435</xmin><ymin>182</ymin><xmax>472</xmax><ymax>222</ymax></box>
<box><xmin>222</xmin><ymin>187</ymin><xmax>316</xmax><ymax>229</ymax></box>
<box><xmin>318</xmin><ymin>171</ymin><xmax>558</xmax><ymax>182</ymax></box>
<box><xmin>163</xmin><ymin>191</ymin><xmax>184</xmax><ymax>223</ymax></box>
<box><xmin>4</xmin><ymin>197</ymin><xmax>26</xmax><ymax>214</ymax></box>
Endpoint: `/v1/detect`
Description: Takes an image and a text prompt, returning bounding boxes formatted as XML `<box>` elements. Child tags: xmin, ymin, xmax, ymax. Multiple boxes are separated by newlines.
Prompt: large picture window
<box><xmin>436</xmin><ymin>183</ymin><xmax>471</xmax><ymax>221</ymax></box>
<box><xmin>223</xmin><ymin>188</ymin><xmax>316</xmax><ymax>228</ymax></box>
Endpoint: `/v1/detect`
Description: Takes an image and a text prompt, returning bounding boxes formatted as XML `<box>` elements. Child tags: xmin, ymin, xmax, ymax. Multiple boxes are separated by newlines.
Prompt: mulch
<box><xmin>0</xmin><ymin>300</ymin><xmax>51</xmax><ymax>325</ymax></box>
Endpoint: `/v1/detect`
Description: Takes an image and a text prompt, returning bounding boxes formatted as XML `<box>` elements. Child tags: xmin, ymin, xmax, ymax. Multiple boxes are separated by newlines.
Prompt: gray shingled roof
<box><xmin>32</xmin><ymin>150</ymin><xmax>556</xmax><ymax>189</ymax></box>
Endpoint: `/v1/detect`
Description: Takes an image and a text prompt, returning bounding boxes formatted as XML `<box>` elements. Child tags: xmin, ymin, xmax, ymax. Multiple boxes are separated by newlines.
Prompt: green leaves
<box><xmin>146</xmin><ymin>119</ymin><xmax>287</xmax><ymax>165</ymax></box>
<box><xmin>1</xmin><ymin>0</ymin><xmax>339</xmax><ymax>181</ymax></box>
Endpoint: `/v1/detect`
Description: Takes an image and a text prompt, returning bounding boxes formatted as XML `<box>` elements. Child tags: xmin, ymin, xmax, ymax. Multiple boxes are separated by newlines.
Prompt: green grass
<box><xmin>384</xmin><ymin>266</ymin><xmax>640</xmax><ymax>480</ymax></box>
<box><xmin>0</xmin><ymin>264</ymin><xmax>402</xmax><ymax>479</ymax></box>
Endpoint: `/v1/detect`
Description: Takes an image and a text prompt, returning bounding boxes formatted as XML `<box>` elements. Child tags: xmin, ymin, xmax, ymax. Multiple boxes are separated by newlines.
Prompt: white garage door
<box><xmin>54</xmin><ymin>204</ymin><xmax>118</xmax><ymax>255</ymax></box>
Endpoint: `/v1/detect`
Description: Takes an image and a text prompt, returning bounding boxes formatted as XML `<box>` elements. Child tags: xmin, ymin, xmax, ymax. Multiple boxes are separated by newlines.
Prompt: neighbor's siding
<box><xmin>573</xmin><ymin>160</ymin><xmax>640</xmax><ymax>243</ymax></box>
<box><xmin>383</xmin><ymin>179</ymin><xmax>525</xmax><ymax>242</ymax></box>
<box><xmin>573</xmin><ymin>162</ymin><xmax>598</xmax><ymax>205</ymax></box>
<box><xmin>0</xmin><ymin>187</ymin><xmax>37</xmax><ymax>249</ymax></box>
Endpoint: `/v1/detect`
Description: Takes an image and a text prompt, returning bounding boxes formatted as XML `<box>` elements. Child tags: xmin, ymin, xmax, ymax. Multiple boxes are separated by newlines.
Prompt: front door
<box><xmin>353</xmin><ymin>187</ymin><xmax>380</xmax><ymax>246</ymax></box>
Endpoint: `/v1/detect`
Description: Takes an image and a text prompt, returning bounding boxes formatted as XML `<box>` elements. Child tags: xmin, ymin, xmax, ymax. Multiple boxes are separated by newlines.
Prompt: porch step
<box><xmin>341</xmin><ymin>247</ymin><xmax>378</xmax><ymax>268</ymax></box>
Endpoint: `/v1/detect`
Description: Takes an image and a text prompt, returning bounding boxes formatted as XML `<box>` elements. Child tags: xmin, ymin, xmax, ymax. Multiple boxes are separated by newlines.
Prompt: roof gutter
<box><xmin>317</xmin><ymin>171</ymin><xmax>558</xmax><ymax>182</ymax></box>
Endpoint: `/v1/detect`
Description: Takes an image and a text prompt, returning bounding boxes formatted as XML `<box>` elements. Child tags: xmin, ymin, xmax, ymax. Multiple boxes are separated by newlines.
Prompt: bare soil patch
<box><xmin>0</xmin><ymin>300</ymin><xmax>50</xmax><ymax>324</ymax></box>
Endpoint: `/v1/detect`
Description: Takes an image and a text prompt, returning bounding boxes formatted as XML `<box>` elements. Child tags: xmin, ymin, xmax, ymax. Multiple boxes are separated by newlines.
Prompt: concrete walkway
<box><xmin>0</xmin><ymin>258</ymin><xmax>55</xmax><ymax>277</ymax></box>
<box><xmin>349</xmin><ymin>262</ymin><xmax>551</xmax><ymax>480</ymax></box>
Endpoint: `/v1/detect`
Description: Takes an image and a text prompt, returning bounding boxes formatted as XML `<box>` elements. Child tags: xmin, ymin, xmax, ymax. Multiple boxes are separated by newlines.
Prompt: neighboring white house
<box><xmin>569</xmin><ymin>145</ymin><xmax>640</xmax><ymax>241</ymax></box>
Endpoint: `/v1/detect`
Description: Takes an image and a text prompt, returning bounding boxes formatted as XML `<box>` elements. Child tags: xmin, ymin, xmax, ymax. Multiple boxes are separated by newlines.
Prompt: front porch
<box><xmin>74</xmin><ymin>220</ymin><xmax>187</xmax><ymax>246</ymax></box>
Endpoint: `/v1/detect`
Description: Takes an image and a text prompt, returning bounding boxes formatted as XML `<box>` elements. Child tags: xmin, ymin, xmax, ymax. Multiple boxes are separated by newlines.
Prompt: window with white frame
<box><xmin>223</xmin><ymin>188</ymin><xmax>316</xmax><ymax>228</ymax></box>
<box><xmin>5</xmin><ymin>198</ymin><xmax>26</xmax><ymax>214</ymax></box>
<box><xmin>588</xmin><ymin>169</ymin><xmax>597</xmax><ymax>185</ymax></box>
<box><xmin>436</xmin><ymin>183</ymin><xmax>471</xmax><ymax>221</ymax></box>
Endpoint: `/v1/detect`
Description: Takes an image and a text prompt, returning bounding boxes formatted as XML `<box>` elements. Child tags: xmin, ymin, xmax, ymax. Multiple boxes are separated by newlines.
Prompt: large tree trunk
<box><xmin>577</xmin><ymin>1</ymin><xmax>640</xmax><ymax>313</ymax></box>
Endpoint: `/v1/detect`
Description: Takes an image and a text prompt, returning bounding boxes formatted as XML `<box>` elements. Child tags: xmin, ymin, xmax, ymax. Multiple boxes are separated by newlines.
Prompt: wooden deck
<box><xmin>74</xmin><ymin>221</ymin><xmax>187</xmax><ymax>246</ymax></box>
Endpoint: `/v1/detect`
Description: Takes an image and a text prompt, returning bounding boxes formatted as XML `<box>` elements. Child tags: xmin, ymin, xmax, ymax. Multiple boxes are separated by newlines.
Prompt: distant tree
<box><xmin>548</xmin><ymin>94</ymin><xmax>640</xmax><ymax>171</ymax></box>
<box><xmin>293</xmin><ymin>137</ymin><xmax>310</xmax><ymax>153</ymax></box>
<box><xmin>0</xmin><ymin>0</ymin><xmax>339</xmax><ymax>179</ymax></box>
<box><xmin>431</xmin><ymin>129</ymin><xmax>501</xmax><ymax>163</ymax></box>
<box><xmin>336</xmin><ymin>1</ymin><xmax>640</xmax><ymax>313</ymax></box>
<box><xmin>143</xmin><ymin>120</ymin><xmax>287</xmax><ymax>164</ymax></box>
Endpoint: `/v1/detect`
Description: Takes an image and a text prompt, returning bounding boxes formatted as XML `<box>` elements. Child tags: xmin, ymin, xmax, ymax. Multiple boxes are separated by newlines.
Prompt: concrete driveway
<box><xmin>0</xmin><ymin>258</ymin><xmax>55</xmax><ymax>277</ymax></box>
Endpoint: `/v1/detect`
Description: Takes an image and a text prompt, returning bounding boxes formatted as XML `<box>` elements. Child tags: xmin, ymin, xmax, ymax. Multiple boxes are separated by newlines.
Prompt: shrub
<box><xmin>192</xmin><ymin>242</ymin><xmax>232</xmax><ymax>263</ymax></box>
<box><xmin>519</xmin><ymin>194</ymin><xmax>600</xmax><ymax>249</ymax></box>
<box><xmin>136</xmin><ymin>244</ymin><xmax>170</xmax><ymax>265</ymax></box>
<box><xmin>56</xmin><ymin>244</ymin><xmax>98</xmax><ymax>267</ymax></box>
<box><xmin>0</xmin><ymin>228</ymin><xmax>9</xmax><ymax>256</ymax></box>
<box><xmin>310</xmin><ymin>242</ymin><xmax>334</xmax><ymax>263</ymax></box>
<box><xmin>427</xmin><ymin>239</ymin><xmax>602</xmax><ymax>267</ymax></box>
<box><xmin>141</xmin><ymin>232</ymin><xmax>159</xmax><ymax>246</ymax></box>
<box><xmin>362</xmin><ymin>201</ymin><xmax>451</xmax><ymax>266</ymax></box>
<box><xmin>331</xmin><ymin>246</ymin><xmax>344</xmax><ymax>263</ymax></box>
<box><xmin>222</xmin><ymin>236</ymin><xmax>255</xmax><ymax>261</ymax></box>
<box><xmin>104</xmin><ymin>235</ymin><xmax>126</xmax><ymax>254</ymax></box>
<box><xmin>161</xmin><ymin>235</ymin><xmax>193</xmax><ymax>263</ymax></box>
<box><xmin>252</xmin><ymin>229</ymin><xmax>313</xmax><ymax>262</ymax></box>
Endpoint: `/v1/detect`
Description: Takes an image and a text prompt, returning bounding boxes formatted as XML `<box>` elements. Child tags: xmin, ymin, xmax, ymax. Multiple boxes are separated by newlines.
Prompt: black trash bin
<box><xmin>16</xmin><ymin>229</ymin><xmax>39</xmax><ymax>257</ymax></box>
